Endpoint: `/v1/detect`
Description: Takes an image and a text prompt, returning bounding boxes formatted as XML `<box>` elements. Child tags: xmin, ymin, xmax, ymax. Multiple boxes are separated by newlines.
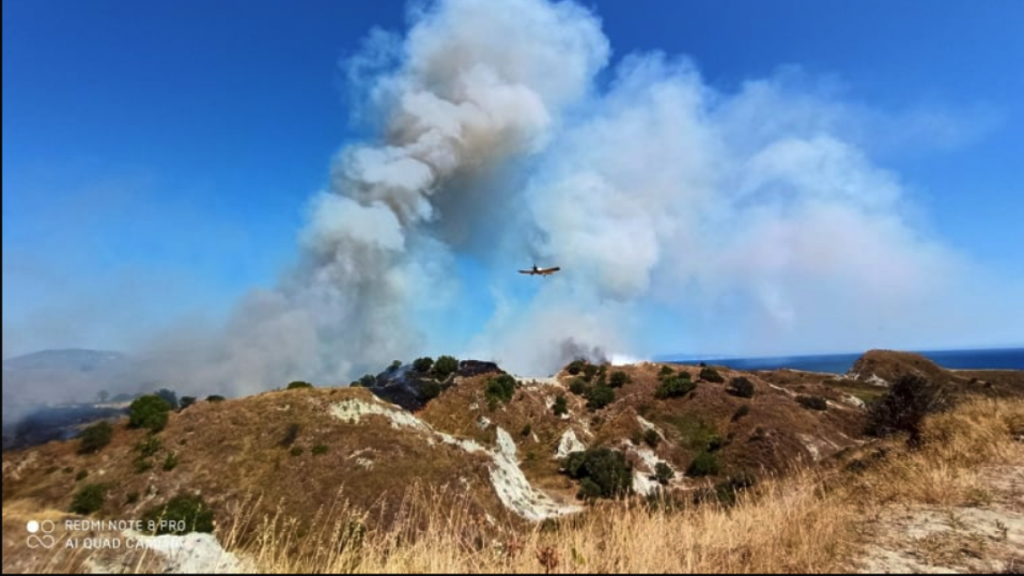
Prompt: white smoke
<box><xmin>142</xmin><ymin>0</ymin><xmax>1021</xmax><ymax>392</ymax></box>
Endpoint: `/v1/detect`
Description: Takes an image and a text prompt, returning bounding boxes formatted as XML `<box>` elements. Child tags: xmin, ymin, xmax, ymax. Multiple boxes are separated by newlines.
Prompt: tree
<box><xmin>687</xmin><ymin>452</ymin><xmax>720</xmax><ymax>477</ymax></box>
<box><xmin>655</xmin><ymin>376</ymin><xmax>696</xmax><ymax>400</ymax></box>
<box><xmin>154</xmin><ymin>389</ymin><xmax>179</xmax><ymax>411</ymax></box>
<box><xmin>96</xmin><ymin>390</ymin><xmax>110</xmax><ymax>404</ymax></box>
<box><xmin>561</xmin><ymin>448</ymin><xmax>632</xmax><ymax>500</ymax></box>
<box><xmin>485</xmin><ymin>374</ymin><xmax>517</xmax><ymax>409</ymax></box>
<box><xmin>359</xmin><ymin>374</ymin><xmax>377</xmax><ymax>388</ymax></box>
<box><xmin>287</xmin><ymin>381</ymin><xmax>314</xmax><ymax>390</ymax></box>
<box><xmin>390</xmin><ymin>360</ymin><xmax>402</xmax><ymax>371</ymax></box>
<box><xmin>141</xmin><ymin>494</ymin><xmax>214</xmax><ymax>535</ymax></box>
<box><xmin>129</xmin><ymin>395</ymin><xmax>172</xmax><ymax>433</ymax></box>
<box><xmin>178</xmin><ymin>397</ymin><xmax>197</xmax><ymax>411</ymax></box>
<box><xmin>432</xmin><ymin>355</ymin><xmax>459</xmax><ymax>380</ymax></box>
<box><xmin>727</xmin><ymin>377</ymin><xmax>755</xmax><ymax>398</ymax></box>
<box><xmin>699</xmin><ymin>368</ymin><xmax>725</xmax><ymax>383</ymax></box>
<box><xmin>586</xmin><ymin>385</ymin><xmax>615</xmax><ymax>410</ymax></box>
<box><xmin>654</xmin><ymin>462</ymin><xmax>674</xmax><ymax>485</ymax></box>
<box><xmin>867</xmin><ymin>373</ymin><xmax>949</xmax><ymax>446</ymax></box>
<box><xmin>206</xmin><ymin>395</ymin><xmax>226</xmax><ymax>403</ymax></box>
<box><xmin>796</xmin><ymin>395</ymin><xmax>828</xmax><ymax>411</ymax></box>
<box><xmin>609</xmin><ymin>371</ymin><xmax>631</xmax><ymax>388</ymax></box>
<box><xmin>659</xmin><ymin>365</ymin><xmax>675</xmax><ymax>378</ymax></box>
<box><xmin>566</xmin><ymin>359</ymin><xmax>587</xmax><ymax>376</ymax></box>
<box><xmin>70</xmin><ymin>483</ymin><xmax>109</xmax><ymax>515</ymax></box>
<box><xmin>77</xmin><ymin>421</ymin><xmax>114</xmax><ymax>455</ymax></box>
<box><xmin>413</xmin><ymin>357</ymin><xmax>434</xmax><ymax>373</ymax></box>
<box><xmin>568</xmin><ymin>378</ymin><xmax>589</xmax><ymax>396</ymax></box>
<box><xmin>553</xmin><ymin>395</ymin><xmax>569</xmax><ymax>417</ymax></box>
<box><xmin>643</xmin><ymin>428</ymin><xmax>661</xmax><ymax>448</ymax></box>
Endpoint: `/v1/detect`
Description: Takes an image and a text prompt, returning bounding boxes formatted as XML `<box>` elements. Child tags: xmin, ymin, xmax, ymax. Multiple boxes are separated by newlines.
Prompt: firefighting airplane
<box><xmin>519</xmin><ymin>264</ymin><xmax>562</xmax><ymax>276</ymax></box>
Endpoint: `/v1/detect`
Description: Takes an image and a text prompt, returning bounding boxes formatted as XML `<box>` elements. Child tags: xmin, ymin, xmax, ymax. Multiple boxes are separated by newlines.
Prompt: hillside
<box><xmin>2</xmin><ymin>351</ymin><xmax>1022</xmax><ymax>573</ymax></box>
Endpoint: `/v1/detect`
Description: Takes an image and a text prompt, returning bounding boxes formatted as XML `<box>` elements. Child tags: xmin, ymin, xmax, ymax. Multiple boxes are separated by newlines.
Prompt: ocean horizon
<box><xmin>658</xmin><ymin>347</ymin><xmax>1024</xmax><ymax>374</ymax></box>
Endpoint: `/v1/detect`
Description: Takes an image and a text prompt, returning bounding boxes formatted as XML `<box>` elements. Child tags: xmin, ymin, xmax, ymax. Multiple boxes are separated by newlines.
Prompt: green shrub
<box><xmin>390</xmin><ymin>360</ymin><xmax>402</xmax><ymax>371</ymax></box>
<box><xmin>359</xmin><ymin>374</ymin><xmax>377</xmax><ymax>388</ymax></box>
<box><xmin>420</xmin><ymin>381</ymin><xmax>443</xmax><ymax>401</ymax></box>
<box><xmin>520</xmin><ymin>424</ymin><xmax>532</xmax><ymax>438</ymax></box>
<box><xmin>287</xmin><ymin>381</ymin><xmax>314</xmax><ymax>390</ymax></box>
<box><xmin>700</xmin><ymin>368</ymin><xmax>725</xmax><ymax>383</ymax></box>
<box><xmin>608</xmin><ymin>371</ymin><xmax>630</xmax><ymax>388</ymax></box>
<box><xmin>290</xmin><ymin>447</ymin><xmax>304</xmax><ymax>457</ymax></box>
<box><xmin>413</xmin><ymin>357</ymin><xmax>434</xmax><ymax>373</ymax></box>
<box><xmin>312</xmin><ymin>444</ymin><xmax>329</xmax><ymax>456</ymax></box>
<box><xmin>582</xmin><ymin>363</ymin><xmax>599</xmax><ymax>382</ymax></box>
<box><xmin>485</xmin><ymin>374</ymin><xmax>517</xmax><ymax>408</ymax></box>
<box><xmin>154</xmin><ymin>389</ymin><xmax>179</xmax><ymax>411</ymax></box>
<box><xmin>643</xmin><ymin>428</ymin><xmax>661</xmax><ymax>448</ymax></box>
<box><xmin>129</xmin><ymin>395</ymin><xmax>172</xmax><ymax>433</ymax></box>
<box><xmin>135</xmin><ymin>436</ymin><xmax>162</xmax><ymax>458</ymax></box>
<box><xmin>727</xmin><ymin>377</ymin><xmax>755</xmax><ymax>398</ymax></box>
<box><xmin>562</xmin><ymin>448</ymin><xmax>632</xmax><ymax>500</ymax></box>
<box><xmin>206</xmin><ymin>395</ymin><xmax>226</xmax><ymax>403</ymax></box>
<box><xmin>553</xmin><ymin>395</ymin><xmax>568</xmax><ymax>417</ymax></box>
<box><xmin>732</xmin><ymin>404</ymin><xmax>751</xmax><ymax>422</ymax></box>
<box><xmin>278</xmin><ymin>424</ymin><xmax>301</xmax><ymax>450</ymax></box>
<box><xmin>655</xmin><ymin>376</ymin><xmax>696</xmax><ymax>399</ymax></box>
<box><xmin>568</xmin><ymin>378</ymin><xmax>589</xmax><ymax>396</ymax></box>
<box><xmin>134</xmin><ymin>458</ymin><xmax>154</xmax><ymax>474</ymax></box>
<box><xmin>654</xmin><ymin>462</ymin><xmax>674</xmax><ymax>485</ymax></box>
<box><xmin>687</xmin><ymin>451</ymin><xmax>721</xmax><ymax>477</ymax></box>
<box><xmin>78</xmin><ymin>421</ymin><xmax>114</xmax><ymax>455</ymax></box>
<box><xmin>70</xmin><ymin>483</ymin><xmax>109</xmax><ymax>515</ymax></box>
<box><xmin>566</xmin><ymin>359</ymin><xmax>587</xmax><ymax>376</ymax></box>
<box><xmin>585</xmin><ymin>385</ymin><xmax>615</xmax><ymax>410</ymax></box>
<box><xmin>162</xmin><ymin>452</ymin><xmax>178</xmax><ymax>472</ymax></box>
<box><xmin>867</xmin><ymin>374</ymin><xmax>950</xmax><ymax>445</ymax></box>
<box><xmin>75</xmin><ymin>470</ymin><xmax>89</xmax><ymax>482</ymax></box>
<box><xmin>142</xmin><ymin>494</ymin><xmax>214</xmax><ymax>535</ymax></box>
<box><xmin>796</xmin><ymin>395</ymin><xmax>828</xmax><ymax>411</ymax></box>
<box><xmin>714</xmin><ymin>471</ymin><xmax>758</xmax><ymax>506</ymax></box>
<box><xmin>178</xmin><ymin>397</ymin><xmax>197</xmax><ymax>411</ymax></box>
<box><xmin>431</xmin><ymin>355</ymin><xmax>459</xmax><ymax>380</ymax></box>
<box><xmin>658</xmin><ymin>365</ymin><xmax>675</xmax><ymax>377</ymax></box>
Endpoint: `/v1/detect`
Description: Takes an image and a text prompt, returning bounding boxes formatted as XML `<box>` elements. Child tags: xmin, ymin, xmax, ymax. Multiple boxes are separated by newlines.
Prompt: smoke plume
<box><xmin>139</xmin><ymin>0</ymin><xmax>1021</xmax><ymax>394</ymax></box>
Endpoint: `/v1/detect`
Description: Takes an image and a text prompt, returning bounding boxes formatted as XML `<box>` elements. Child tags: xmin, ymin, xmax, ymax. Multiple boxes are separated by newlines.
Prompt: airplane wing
<box><xmin>538</xmin><ymin>267</ymin><xmax>561</xmax><ymax>275</ymax></box>
<box><xmin>518</xmin><ymin>270</ymin><xmax>534</xmax><ymax>275</ymax></box>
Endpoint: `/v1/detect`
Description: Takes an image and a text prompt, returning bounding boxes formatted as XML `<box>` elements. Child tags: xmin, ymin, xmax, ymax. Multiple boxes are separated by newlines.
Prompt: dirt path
<box><xmin>853</xmin><ymin>465</ymin><xmax>1024</xmax><ymax>574</ymax></box>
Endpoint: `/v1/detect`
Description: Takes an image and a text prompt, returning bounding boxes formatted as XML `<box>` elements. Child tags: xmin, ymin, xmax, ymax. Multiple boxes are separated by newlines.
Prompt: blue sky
<box><xmin>4</xmin><ymin>0</ymin><xmax>1023</xmax><ymax>360</ymax></box>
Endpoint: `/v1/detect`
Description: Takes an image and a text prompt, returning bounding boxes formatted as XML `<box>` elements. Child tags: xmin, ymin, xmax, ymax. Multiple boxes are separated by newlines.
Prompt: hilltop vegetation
<box><xmin>2</xmin><ymin>351</ymin><xmax>1022</xmax><ymax>573</ymax></box>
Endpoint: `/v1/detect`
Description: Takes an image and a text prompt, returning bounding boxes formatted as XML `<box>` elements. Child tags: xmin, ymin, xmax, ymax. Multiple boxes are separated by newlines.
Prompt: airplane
<box><xmin>519</xmin><ymin>264</ymin><xmax>561</xmax><ymax>276</ymax></box>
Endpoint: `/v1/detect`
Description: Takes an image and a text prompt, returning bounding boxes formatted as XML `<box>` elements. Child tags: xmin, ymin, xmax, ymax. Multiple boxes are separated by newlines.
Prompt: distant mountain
<box><xmin>3</xmin><ymin>349</ymin><xmax>128</xmax><ymax>373</ymax></box>
<box><xmin>2</xmin><ymin>349</ymin><xmax>134</xmax><ymax>411</ymax></box>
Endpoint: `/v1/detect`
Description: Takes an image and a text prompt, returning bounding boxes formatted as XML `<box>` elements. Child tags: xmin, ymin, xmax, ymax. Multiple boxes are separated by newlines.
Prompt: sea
<box><xmin>660</xmin><ymin>348</ymin><xmax>1024</xmax><ymax>374</ymax></box>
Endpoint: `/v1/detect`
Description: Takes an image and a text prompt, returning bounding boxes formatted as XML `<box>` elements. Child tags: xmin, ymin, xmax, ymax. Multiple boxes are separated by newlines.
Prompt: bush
<box><xmin>581</xmin><ymin>363</ymin><xmax>599</xmax><ymax>383</ymax></box>
<box><xmin>867</xmin><ymin>373</ymin><xmax>950</xmax><ymax>445</ymax></box>
<box><xmin>568</xmin><ymin>378</ymin><xmax>589</xmax><ymax>396</ymax></box>
<box><xmin>287</xmin><ymin>381</ymin><xmax>314</xmax><ymax>390</ymax></box>
<box><xmin>520</xmin><ymin>424</ymin><xmax>532</xmax><ymax>438</ymax></box>
<box><xmin>290</xmin><ymin>447</ymin><xmax>304</xmax><ymax>457</ymax></box>
<box><xmin>135</xmin><ymin>436</ymin><xmax>162</xmax><ymax>458</ymax></box>
<box><xmin>142</xmin><ymin>494</ymin><xmax>214</xmax><ymax>535</ymax></box>
<box><xmin>609</xmin><ymin>371</ymin><xmax>630</xmax><ymax>388</ymax></box>
<box><xmin>485</xmin><ymin>374</ymin><xmax>517</xmax><ymax>408</ymax></box>
<box><xmin>732</xmin><ymin>404</ymin><xmax>751</xmax><ymax>422</ymax></box>
<box><xmin>655</xmin><ymin>376</ymin><xmax>696</xmax><ymax>400</ymax></box>
<box><xmin>129</xmin><ymin>395</ymin><xmax>172</xmax><ymax>433</ymax></box>
<box><xmin>677</xmin><ymin>370</ymin><xmax>693</xmax><ymax>381</ymax></box>
<box><xmin>359</xmin><ymin>374</ymin><xmax>377</xmax><ymax>388</ymax></box>
<box><xmin>154</xmin><ymin>389</ymin><xmax>179</xmax><ymax>411</ymax></box>
<box><xmin>658</xmin><ymin>365</ymin><xmax>675</xmax><ymax>377</ymax></box>
<box><xmin>585</xmin><ymin>385</ymin><xmax>615</xmax><ymax>410</ymax></box>
<box><xmin>178</xmin><ymin>397</ymin><xmax>196</xmax><ymax>411</ymax></box>
<box><xmin>162</xmin><ymin>452</ymin><xmax>178</xmax><ymax>472</ymax></box>
<box><xmin>279</xmin><ymin>423</ymin><xmax>301</xmax><ymax>449</ymax></box>
<box><xmin>714</xmin><ymin>471</ymin><xmax>758</xmax><ymax>506</ymax></box>
<box><xmin>390</xmin><ymin>360</ymin><xmax>402</xmax><ymax>371</ymax></box>
<box><xmin>413</xmin><ymin>357</ymin><xmax>434</xmax><ymax>373</ymax></box>
<box><xmin>431</xmin><ymin>355</ymin><xmax>459</xmax><ymax>380</ymax></box>
<box><xmin>312</xmin><ymin>444</ymin><xmax>329</xmax><ymax>456</ymax></box>
<box><xmin>70</xmin><ymin>483</ymin><xmax>109</xmax><ymax>515</ymax></box>
<box><xmin>727</xmin><ymin>377</ymin><xmax>755</xmax><ymax>398</ymax></box>
<box><xmin>654</xmin><ymin>462</ymin><xmax>674</xmax><ymax>485</ymax></box>
<box><xmin>566</xmin><ymin>359</ymin><xmax>587</xmax><ymax>376</ymax></box>
<box><xmin>796</xmin><ymin>395</ymin><xmax>828</xmax><ymax>411</ymax></box>
<box><xmin>206</xmin><ymin>395</ymin><xmax>226</xmax><ymax>403</ymax></box>
<box><xmin>562</xmin><ymin>448</ymin><xmax>632</xmax><ymax>500</ymax></box>
<box><xmin>643</xmin><ymin>428</ymin><xmax>661</xmax><ymax>448</ymax></box>
<box><xmin>686</xmin><ymin>451</ymin><xmax>721</xmax><ymax>477</ymax></box>
<box><xmin>700</xmin><ymin>368</ymin><xmax>725</xmax><ymax>383</ymax></box>
<box><xmin>553</xmin><ymin>395</ymin><xmax>568</xmax><ymax>417</ymax></box>
<box><xmin>420</xmin><ymin>380</ymin><xmax>443</xmax><ymax>401</ymax></box>
<box><xmin>78</xmin><ymin>421</ymin><xmax>114</xmax><ymax>455</ymax></box>
<box><xmin>75</xmin><ymin>470</ymin><xmax>89</xmax><ymax>482</ymax></box>
<box><xmin>134</xmin><ymin>458</ymin><xmax>154</xmax><ymax>474</ymax></box>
